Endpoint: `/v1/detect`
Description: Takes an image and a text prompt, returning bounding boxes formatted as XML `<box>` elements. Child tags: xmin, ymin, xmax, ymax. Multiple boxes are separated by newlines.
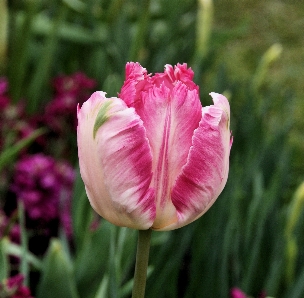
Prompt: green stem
<box><xmin>128</xmin><ymin>0</ymin><xmax>150</xmax><ymax>62</ymax></box>
<box><xmin>18</xmin><ymin>200</ymin><xmax>29</xmax><ymax>286</ymax></box>
<box><xmin>195</xmin><ymin>0</ymin><xmax>213</xmax><ymax>61</ymax></box>
<box><xmin>0</xmin><ymin>0</ymin><xmax>8</xmax><ymax>72</ymax></box>
<box><xmin>27</xmin><ymin>4</ymin><xmax>68</xmax><ymax>114</ymax></box>
<box><xmin>9</xmin><ymin>0</ymin><xmax>39</xmax><ymax>103</ymax></box>
<box><xmin>132</xmin><ymin>229</ymin><xmax>152</xmax><ymax>298</ymax></box>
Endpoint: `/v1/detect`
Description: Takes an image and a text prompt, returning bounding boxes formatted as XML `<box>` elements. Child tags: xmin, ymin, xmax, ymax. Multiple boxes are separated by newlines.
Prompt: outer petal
<box><xmin>77</xmin><ymin>91</ymin><xmax>155</xmax><ymax>229</ymax></box>
<box><xmin>157</xmin><ymin>93</ymin><xmax>232</xmax><ymax>231</ymax></box>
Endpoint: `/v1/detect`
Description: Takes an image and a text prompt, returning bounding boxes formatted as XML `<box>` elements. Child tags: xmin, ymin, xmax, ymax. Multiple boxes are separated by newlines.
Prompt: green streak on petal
<box><xmin>93</xmin><ymin>100</ymin><xmax>112</xmax><ymax>139</ymax></box>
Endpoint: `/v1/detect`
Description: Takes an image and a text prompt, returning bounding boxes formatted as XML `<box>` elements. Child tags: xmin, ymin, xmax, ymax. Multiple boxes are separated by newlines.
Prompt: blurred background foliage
<box><xmin>0</xmin><ymin>0</ymin><xmax>303</xmax><ymax>297</ymax></box>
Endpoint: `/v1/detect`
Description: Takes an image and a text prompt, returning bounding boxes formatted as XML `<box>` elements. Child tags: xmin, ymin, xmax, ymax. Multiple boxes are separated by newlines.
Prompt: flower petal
<box><xmin>77</xmin><ymin>91</ymin><xmax>155</xmax><ymax>229</ymax></box>
<box><xmin>119</xmin><ymin>62</ymin><xmax>151</xmax><ymax>108</ymax></box>
<box><xmin>151</xmin><ymin>63</ymin><xmax>199</xmax><ymax>92</ymax></box>
<box><xmin>158</xmin><ymin>93</ymin><xmax>232</xmax><ymax>231</ymax></box>
<box><xmin>140</xmin><ymin>82</ymin><xmax>202</xmax><ymax>229</ymax></box>
<box><xmin>119</xmin><ymin>63</ymin><xmax>203</xmax><ymax>230</ymax></box>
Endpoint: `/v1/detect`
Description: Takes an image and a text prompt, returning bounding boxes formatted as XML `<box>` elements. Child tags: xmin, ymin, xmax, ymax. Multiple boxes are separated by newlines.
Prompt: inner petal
<box><xmin>153</xmin><ymin>99</ymin><xmax>176</xmax><ymax>227</ymax></box>
<box><xmin>138</xmin><ymin>82</ymin><xmax>202</xmax><ymax>229</ymax></box>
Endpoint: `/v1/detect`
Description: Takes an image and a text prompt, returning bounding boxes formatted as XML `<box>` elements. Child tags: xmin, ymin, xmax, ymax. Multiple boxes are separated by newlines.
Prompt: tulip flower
<box><xmin>77</xmin><ymin>62</ymin><xmax>232</xmax><ymax>231</ymax></box>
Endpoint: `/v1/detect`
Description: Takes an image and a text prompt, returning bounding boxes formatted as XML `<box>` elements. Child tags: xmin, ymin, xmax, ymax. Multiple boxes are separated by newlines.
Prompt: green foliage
<box><xmin>71</xmin><ymin>167</ymin><xmax>94</xmax><ymax>250</ymax></box>
<box><xmin>0</xmin><ymin>128</ymin><xmax>46</xmax><ymax>172</ymax></box>
<box><xmin>0</xmin><ymin>238</ymin><xmax>9</xmax><ymax>281</ymax></box>
<box><xmin>36</xmin><ymin>239</ymin><xmax>79</xmax><ymax>298</ymax></box>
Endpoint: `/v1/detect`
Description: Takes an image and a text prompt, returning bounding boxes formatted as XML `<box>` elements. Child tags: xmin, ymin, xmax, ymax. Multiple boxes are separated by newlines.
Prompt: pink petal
<box><xmin>77</xmin><ymin>91</ymin><xmax>155</xmax><ymax>229</ymax></box>
<box><xmin>119</xmin><ymin>62</ymin><xmax>151</xmax><ymax>109</ymax></box>
<box><xmin>158</xmin><ymin>93</ymin><xmax>232</xmax><ymax>231</ymax></box>
<box><xmin>138</xmin><ymin>82</ymin><xmax>202</xmax><ymax>229</ymax></box>
<box><xmin>151</xmin><ymin>63</ymin><xmax>198</xmax><ymax>92</ymax></box>
<box><xmin>119</xmin><ymin>63</ymin><xmax>204</xmax><ymax>230</ymax></box>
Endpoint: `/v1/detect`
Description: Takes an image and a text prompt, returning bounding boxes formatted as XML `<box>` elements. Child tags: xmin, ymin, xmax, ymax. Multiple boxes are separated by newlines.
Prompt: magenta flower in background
<box><xmin>230</xmin><ymin>287</ymin><xmax>248</xmax><ymax>298</ymax></box>
<box><xmin>53</xmin><ymin>72</ymin><xmax>96</xmax><ymax>96</ymax></box>
<box><xmin>12</xmin><ymin>154</ymin><xmax>59</xmax><ymax>221</ymax></box>
<box><xmin>11</xmin><ymin>154</ymin><xmax>75</xmax><ymax>235</ymax></box>
<box><xmin>0</xmin><ymin>77</ymin><xmax>24</xmax><ymax>137</ymax></box>
<box><xmin>0</xmin><ymin>210</ymin><xmax>20</xmax><ymax>243</ymax></box>
<box><xmin>0</xmin><ymin>77</ymin><xmax>9</xmax><ymax>109</ymax></box>
<box><xmin>0</xmin><ymin>274</ymin><xmax>33</xmax><ymax>298</ymax></box>
<box><xmin>44</xmin><ymin>72</ymin><xmax>96</xmax><ymax>132</ymax></box>
<box><xmin>0</xmin><ymin>84</ymin><xmax>36</xmax><ymax>149</ymax></box>
<box><xmin>0</xmin><ymin>77</ymin><xmax>8</xmax><ymax>93</ymax></box>
<box><xmin>230</xmin><ymin>287</ymin><xmax>268</xmax><ymax>298</ymax></box>
<box><xmin>77</xmin><ymin>62</ymin><xmax>232</xmax><ymax>230</ymax></box>
<box><xmin>0</xmin><ymin>77</ymin><xmax>25</xmax><ymax>121</ymax></box>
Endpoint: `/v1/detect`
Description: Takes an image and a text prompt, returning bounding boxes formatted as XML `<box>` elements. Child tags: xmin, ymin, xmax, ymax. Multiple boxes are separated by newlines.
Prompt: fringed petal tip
<box><xmin>125</xmin><ymin>62</ymin><xmax>148</xmax><ymax>79</ymax></box>
<box><xmin>162</xmin><ymin>63</ymin><xmax>197</xmax><ymax>91</ymax></box>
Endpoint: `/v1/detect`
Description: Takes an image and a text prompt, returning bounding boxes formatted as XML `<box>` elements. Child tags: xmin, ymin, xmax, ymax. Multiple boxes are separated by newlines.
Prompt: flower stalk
<box><xmin>132</xmin><ymin>229</ymin><xmax>152</xmax><ymax>298</ymax></box>
<box><xmin>17</xmin><ymin>200</ymin><xmax>29</xmax><ymax>286</ymax></box>
<box><xmin>0</xmin><ymin>0</ymin><xmax>8</xmax><ymax>72</ymax></box>
<box><xmin>196</xmin><ymin>0</ymin><xmax>213</xmax><ymax>61</ymax></box>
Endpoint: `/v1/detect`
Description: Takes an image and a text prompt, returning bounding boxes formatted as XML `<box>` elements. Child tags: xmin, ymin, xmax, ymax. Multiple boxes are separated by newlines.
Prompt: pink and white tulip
<box><xmin>77</xmin><ymin>62</ymin><xmax>232</xmax><ymax>231</ymax></box>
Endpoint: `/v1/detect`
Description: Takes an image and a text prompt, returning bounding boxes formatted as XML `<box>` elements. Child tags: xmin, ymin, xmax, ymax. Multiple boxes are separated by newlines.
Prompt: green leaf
<box><xmin>8</xmin><ymin>0</ymin><xmax>40</xmax><ymax>103</ymax></box>
<box><xmin>286</xmin><ymin>265</ymin><xmax>304</xmax><ymax>298</ymax></box>
<box><xmin>94</xmin><ymin>275</ymin><xmax>109</xmax><ymax>298</ymax></box>
<box><xmin>30</xmin><ymin>12</ymin><xmax>107</xmax><ymax>44</ymax></box>
<box><xmin>26</xmin><ymin>4</ymin><xmax>68</xmax><ymax>113</ymax></box>
<box><xmin>0</xmin><ymin>238</ymin><xmax>9</xmax><ymax>281</ymax></box>
<box><xmin>120</xmin><ymin>266</ymin><xmax>153</xmax><ymax>298</ymax></box>
<box><xmin>74</xmin><ymin>221</ymin><xmax>112</xmax><ymax>298</ymax></box>
<box><xmin>72</xmin><ymin>166</ymin><xmax>94</xmax><ymax>250</ymax></box>
<box><xmin>17</xmin><ymin>200</ymin><xmax>29</xmax><ymax>285</ymax></box>
<box><xmin>62</xmin><ymin>0</ymin><xmax>86</xmax><ymax>13</ymax></box>
<box><xmin>36</xmin><ymin>239</ymin><xmax>79</xmax><ymax>298</ymax></box>
<box><xmin>0</xmin><ymin>128</ymin><xmax>47</xmax><ymax>172</ymax></box>
<box><xmin>4</xmin><ymin>240</ymin><xmax>42</xmax><ymax>270</ymax></box>
<box><xmin>0</xmin><ymin>0</ymin><xmax>8</xmax><ymax>70</ymax></box>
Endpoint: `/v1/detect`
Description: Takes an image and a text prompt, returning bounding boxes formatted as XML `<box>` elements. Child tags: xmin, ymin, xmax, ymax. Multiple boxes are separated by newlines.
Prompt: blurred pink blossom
<box><xmin>11</xmin><ymin>154</ymin><xmax>75</xmax><ymax>236</ymax></box>
<box><xmin>0</xmin><ymin>274</ymin><xmax>33</xmax><ymax>298</ymax></box>
<box><xmin>44</xmin><ymin>72</ymin><xmax>96</xmax><ymax>132</ymax></box>
<box><xmin>0</xmin><ymin>77</ymin><xmax>9</xmax><ymax>109</ymax></box>
<box><xmin>53</xmin><ymin>72</ymin><xmax>96</xmax><ymax>95</ymax></box>
<box><xmin>230</xmin><ymin>287</ymin><xmax>247</xmax><ymax>298</ymax></box>
<box><xmin>0</xmin><ymin>210</ymin><xmax>20</xmax><ymax>243</ymax></box>
<box><xmin>230</xmin><ymin>287</ymin><xmax>267</xmax><ymax>298</ymax></box>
